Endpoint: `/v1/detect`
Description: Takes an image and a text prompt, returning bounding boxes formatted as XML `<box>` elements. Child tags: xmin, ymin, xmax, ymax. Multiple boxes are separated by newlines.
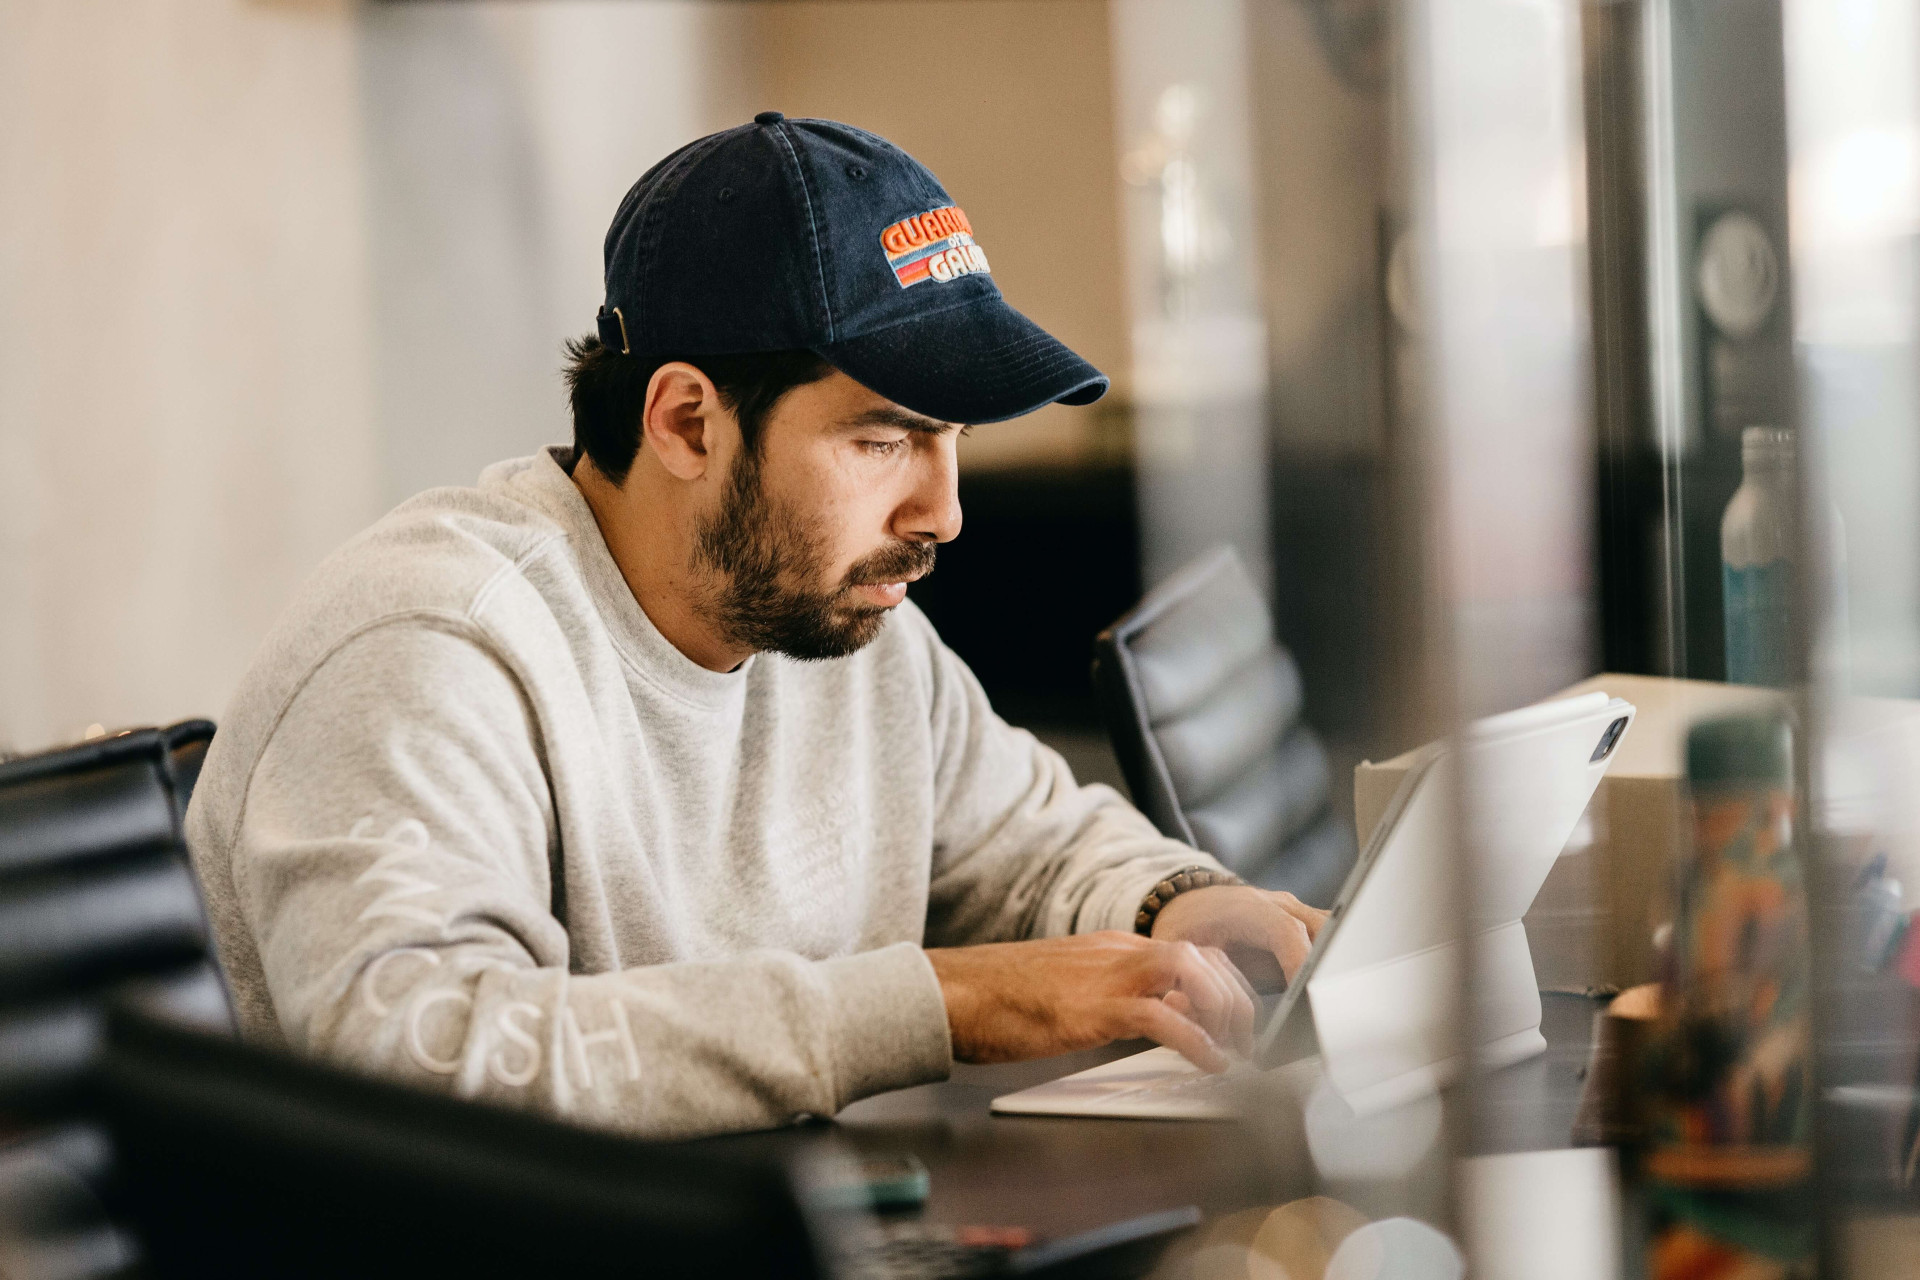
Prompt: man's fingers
<box><xmin>1167</xmin><ymin>942</ymin><xmax>1255</xmax><ymax>1057</ymax></box>
<box><xmin>1268</xmin><ymin>913</ymin><xmax>1313</xmax><ymax>982</ymax></box>
<box><xmin>1130</xmin><ymin>998</ymin><xmax>1230</xmax><ymax>1074</ymax></box>
<box><xmin>1181</xmin><ymin>944</ymin><xmax>1252</xmax><ymax>1055</ymax></box>
<box><xmin>1270</xmin><ymin>891</ymin><xmax>1331</xmax><ymax>940</ymax></box>
<box><xmin>1216</xmin><ymin>947</ymin><xmax>1259</xmax><ymax>999</ymax></box>
<box><xmin>1202</xmin><ymin>946</ymin><xmax>1256</xmax><ymax>1055</ymax></box>
<box><xmin>1164</xmin><ymin>942</ymin><xmax>1241</xmax><ymax>1051</ymax></box>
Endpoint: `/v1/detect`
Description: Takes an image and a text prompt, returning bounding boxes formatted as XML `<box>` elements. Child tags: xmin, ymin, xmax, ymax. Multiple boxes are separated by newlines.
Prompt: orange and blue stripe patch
<box><xmin>881</xmin><ymin>205</ymin><xmax>991</xmax><ymax>288</ymax></box>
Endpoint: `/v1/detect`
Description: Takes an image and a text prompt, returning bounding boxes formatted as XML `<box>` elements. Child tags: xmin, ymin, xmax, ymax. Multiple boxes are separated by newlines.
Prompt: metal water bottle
<box><xmin>1721</xmin><ymin>427</ymin><xmax>1796</xmax><ymax>687</ymax></box>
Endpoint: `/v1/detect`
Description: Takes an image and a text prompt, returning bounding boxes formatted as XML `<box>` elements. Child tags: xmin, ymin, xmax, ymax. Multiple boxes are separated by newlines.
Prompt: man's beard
<box><xmin>692</xmin><ymin>447</ymin><xmax>937</xmax><ymax>661</ymax></box>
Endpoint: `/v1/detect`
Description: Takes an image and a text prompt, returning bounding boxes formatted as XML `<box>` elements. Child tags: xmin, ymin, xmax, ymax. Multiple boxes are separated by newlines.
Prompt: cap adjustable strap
<box><xmin>596</xmin><ymin>305</ymin><xmax>630</xmax><ymax>356</ymax></box>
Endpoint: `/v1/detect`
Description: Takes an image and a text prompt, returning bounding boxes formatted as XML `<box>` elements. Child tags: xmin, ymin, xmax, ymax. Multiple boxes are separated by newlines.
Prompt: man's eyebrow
<box><xmin>842</xmin><ymin>407</ymin><xmax>959</xmax><ymax>435</ymax></box>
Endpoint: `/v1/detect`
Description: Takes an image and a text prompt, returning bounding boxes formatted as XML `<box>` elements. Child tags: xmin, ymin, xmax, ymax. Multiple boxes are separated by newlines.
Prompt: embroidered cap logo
<box><xmin>880</xmin><ymin>205</ymin><xmax>991</xmax><ymax>288</ymax></box>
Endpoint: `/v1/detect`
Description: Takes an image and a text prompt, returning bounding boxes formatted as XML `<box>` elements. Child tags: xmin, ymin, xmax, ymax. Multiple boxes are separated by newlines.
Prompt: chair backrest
<box><xmin>0</xmin><ymin>721</ymin><xmax>233</xmax><ymax>1118</ymax></box>
<box><xmin>1092</xmin><ymin>547</ymin><xmax>1356</xmax><ymax>907</ymax></box>
<box><xmin>0</xmin><ymin>720</ymin><xmax>231</xmax><ymax>1278</ymax></box>
<box><xmin>92</xmin><ymin>1010</ymin><xmax>831</xmax><ymax>1280</ymax></box>
<box><xmin>162</xmin><ymin>720</ymin><xmax>215</xmax><ymax>815</ymax></box>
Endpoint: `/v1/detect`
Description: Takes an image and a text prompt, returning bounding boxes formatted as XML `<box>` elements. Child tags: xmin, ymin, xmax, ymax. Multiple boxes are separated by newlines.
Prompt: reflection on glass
<box><xmin>1364</xmin><ymin>0</ymin><xmax>1592</xmax><ymax>1272</ymax></box>
<box><xmin>1788</xmin><ymin>0</ymin><xmax>1920</xmax><ymax>701</ymax></box>
<box><xmin>1110</xmin><ymin>0</ymin><xmax>1271</xmax><ymax>588</ymax></box>
<box><xmin>1787</xmin><ymin>2</ymin><xmax>1920</xmax><ymax>1276</ymax></box>
<box><xmin>1411</xmin><ymin>0</ymin><xmax>1594</xmax><ymax>717</ymax></box>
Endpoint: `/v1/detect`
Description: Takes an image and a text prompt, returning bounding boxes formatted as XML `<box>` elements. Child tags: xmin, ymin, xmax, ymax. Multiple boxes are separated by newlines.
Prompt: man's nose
<box><xmin>895</xmin><ymin>441</ymin><xmax>964</xmax><ymax>544</ymax></box>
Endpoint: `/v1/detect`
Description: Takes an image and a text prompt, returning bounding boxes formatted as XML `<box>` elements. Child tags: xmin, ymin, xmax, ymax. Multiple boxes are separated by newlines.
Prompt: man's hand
<box><xmin>1150</xmin><ymin>885</ymin><xmax>1330</xmax><ymax>991</ymax></box>
<box><xmin>926</xmin><ymin>932</ymin><xmax>1255</xmax><ymax>1073</ymax></box>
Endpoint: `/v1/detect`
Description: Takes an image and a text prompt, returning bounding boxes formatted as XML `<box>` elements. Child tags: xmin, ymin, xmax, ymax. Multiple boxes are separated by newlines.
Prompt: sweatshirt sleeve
<box><xmin>230</xmin><ymin>621</ymin><xmax>951</xmax><ymax>1140</ymax></box>
<box><xmin>913</xmin><ymin>613</ymin><xmax>1230</xmax><ymax>947</ymax></box>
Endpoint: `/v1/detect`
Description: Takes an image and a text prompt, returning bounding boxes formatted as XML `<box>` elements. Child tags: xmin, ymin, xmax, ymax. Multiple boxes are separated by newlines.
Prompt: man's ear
<box><xmin>641</xmin><ymin>362</ymin><xmax>727</xmax><ymax>481</ymax></box>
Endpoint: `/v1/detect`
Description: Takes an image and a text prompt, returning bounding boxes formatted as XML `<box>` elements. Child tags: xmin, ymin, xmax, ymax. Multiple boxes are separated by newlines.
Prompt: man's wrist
<box><xmin>1134</xmin><ymin>866</ymin><xmax>1244</xmax><ymax>936</ymax></box>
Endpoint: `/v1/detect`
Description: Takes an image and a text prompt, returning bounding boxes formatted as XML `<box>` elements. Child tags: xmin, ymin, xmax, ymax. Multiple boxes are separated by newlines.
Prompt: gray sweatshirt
<box><xmin>185</xmin><ymin>447</ymin><xmax>1215</xmax><ymax>1139</ymax></box>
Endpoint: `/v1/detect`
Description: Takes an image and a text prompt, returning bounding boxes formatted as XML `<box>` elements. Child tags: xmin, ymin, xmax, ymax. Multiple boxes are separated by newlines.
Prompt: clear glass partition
<box><xmin>1280</xmin><ymin>0</ymin><xmax>1919</xmax><ymax>1276</ymax></box>
<box><xmin>1786</xmin><ymin>2</ymin><xmax>1920</xmax><ymax>1276</ymax></box>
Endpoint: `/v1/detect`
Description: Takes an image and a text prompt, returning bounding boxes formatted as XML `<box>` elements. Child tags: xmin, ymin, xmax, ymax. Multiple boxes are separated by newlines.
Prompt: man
<box><xmin>187</xmin><ymin>114</ymin><xmax>1325</xmax><ymax>1140</ymax></box>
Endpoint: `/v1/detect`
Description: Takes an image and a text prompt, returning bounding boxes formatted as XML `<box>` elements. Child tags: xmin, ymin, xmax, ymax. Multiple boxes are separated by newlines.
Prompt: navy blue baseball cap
<box><xmin>594</xmin><ymin>112</ymin><xmax>1109</xmax><ymax>425</ymax></box>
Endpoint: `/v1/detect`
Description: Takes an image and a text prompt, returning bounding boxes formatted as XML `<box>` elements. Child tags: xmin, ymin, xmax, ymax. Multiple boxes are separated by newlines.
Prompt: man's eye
<box><xmin>859</xmin><ymin>439</ymin><xmax>905</xmax><ymax>457</ymax></box>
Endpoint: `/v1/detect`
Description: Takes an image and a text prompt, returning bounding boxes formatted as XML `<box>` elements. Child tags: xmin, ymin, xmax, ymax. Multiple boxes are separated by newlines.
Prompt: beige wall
<box><xmin>360</xmin><ymin>1</ymin><xmax>761</xmax><ymax>504</ymax></box>
<box><xmin>0</xmin><ymin>0</ymin><xmax>1131</xmax><ymax>753</ymax></box>
<box><xmin>751</xmin><ymin>0</ymin><xmax>1128</xmax><ymax>470</ymax></box>
<box><xmin>0</xmin><ymin>0</ymin><xmax>379</xmax><ymax>753</ymax></box>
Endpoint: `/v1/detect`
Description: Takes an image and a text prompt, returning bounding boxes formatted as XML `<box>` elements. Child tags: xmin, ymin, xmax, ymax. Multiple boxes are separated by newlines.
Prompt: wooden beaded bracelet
<box><xmin>1133</xmin><ymin>865</ymin><xmax>1245</xmax><ymax>936</ymax></box>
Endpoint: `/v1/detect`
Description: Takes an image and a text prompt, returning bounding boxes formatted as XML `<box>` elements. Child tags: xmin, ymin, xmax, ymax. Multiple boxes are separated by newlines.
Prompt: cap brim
<box><xmin>814</xmin><ymin>297</ymin><xmax>1109</xmax><ymax>426</ymax></box>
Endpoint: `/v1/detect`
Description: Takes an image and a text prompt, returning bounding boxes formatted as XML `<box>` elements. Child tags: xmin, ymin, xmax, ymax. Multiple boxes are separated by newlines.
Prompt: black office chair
<box><xmin>92</xmin><ymin>1009</ymin><xmax>830</xmax><ymax>1279</ymax></box>
<box><xmin>0</xmin><ymin>720</ymin><xmax>232</xmax><ymax>1279</ymax></box>
<box><xmin>1093</xmin><ymin>546</ymin><xmax>1356</xmax><ymax>907</ymax></box>
<box><xmin>0</xmin><ymin>720</ymin><xmax>233</xmax><ymax>1116</ymax></box>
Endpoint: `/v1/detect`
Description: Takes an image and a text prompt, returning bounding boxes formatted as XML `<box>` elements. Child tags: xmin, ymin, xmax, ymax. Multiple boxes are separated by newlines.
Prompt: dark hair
<box><xmin>562</xmin><ymin>335</ymin><xmax>833</xmax><ymax>485</ymax></box>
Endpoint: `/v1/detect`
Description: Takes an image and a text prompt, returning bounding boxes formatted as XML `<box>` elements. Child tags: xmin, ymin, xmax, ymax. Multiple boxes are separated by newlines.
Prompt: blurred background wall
<box><xmin>0</xmin><ymin>0</ymin><xmax>1426</xmax><ymax>831</ymax></box>
<box><xmin>0</xmin><ymin>0</ymin><xmax>380</xmax><ymax>755</ymax></box>
<box><xmin>0</xmin><ymin>0</ymin><xmax>1138</xmax><ymax>755</ymax></box>
<box><xmin>361</xmin><ymin>2</ymin><xmax>761</xmax><ymax>505</ymax></box>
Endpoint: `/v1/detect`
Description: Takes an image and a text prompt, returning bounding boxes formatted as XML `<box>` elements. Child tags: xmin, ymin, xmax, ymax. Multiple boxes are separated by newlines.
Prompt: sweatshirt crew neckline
<box><xmin>492</xmin><ymin>446</ymin><xmax>755</xmax><ymax>712</ymax></box>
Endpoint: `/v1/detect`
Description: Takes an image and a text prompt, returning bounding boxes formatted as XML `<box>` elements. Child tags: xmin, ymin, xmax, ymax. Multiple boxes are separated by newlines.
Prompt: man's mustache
<box><xmin>843</xmin><ymin>541</ymin><xmax>937</xmax><ymax>588</ymax></box>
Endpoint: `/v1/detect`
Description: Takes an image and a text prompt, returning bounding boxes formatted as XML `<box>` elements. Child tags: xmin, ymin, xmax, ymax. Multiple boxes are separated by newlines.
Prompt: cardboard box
<box><xmin>1353</xmin><ymin>674</ymin><xmax>1783</xmax><ymax>991</ymax></box>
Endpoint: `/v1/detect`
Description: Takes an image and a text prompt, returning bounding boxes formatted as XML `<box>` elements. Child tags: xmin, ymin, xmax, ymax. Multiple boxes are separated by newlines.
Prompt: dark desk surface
<box><xmin>706</xmin><ymin>993</ymin><xmax>1602</xmax><ymax>1242</ymax></box>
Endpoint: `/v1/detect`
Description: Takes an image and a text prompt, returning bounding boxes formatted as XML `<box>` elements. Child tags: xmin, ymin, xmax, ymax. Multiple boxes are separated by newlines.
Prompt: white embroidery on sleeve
<box><xmin>359</xmin><ymin>947</ymin><xmax>442</xmax><ymax>1017</ymax></box>
<box><xmin>351</xmin><ymin>817</ymin><xmax>451</xmax><ymax>935</ymax></box>
<box><xmin>406</xmin><ymin>987</ymin><xmax>473</xmax><ymax>1075</ymax></box>
<box><xmin>562</xmin><ymin>1000</ymin><xmax>640</xmax><ymax>1089</ymax></box>
<box><xmin>489</xmin><ymin>1002</ymin><xmax>545</xmax><ymax>1087</ymax></box>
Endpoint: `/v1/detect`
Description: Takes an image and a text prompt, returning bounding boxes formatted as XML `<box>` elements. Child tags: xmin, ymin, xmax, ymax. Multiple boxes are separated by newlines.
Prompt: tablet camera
<box><xmin>1589</xmin><ymin>716</ymin><xmax>1629</xmax><ymax>763</ymax></box>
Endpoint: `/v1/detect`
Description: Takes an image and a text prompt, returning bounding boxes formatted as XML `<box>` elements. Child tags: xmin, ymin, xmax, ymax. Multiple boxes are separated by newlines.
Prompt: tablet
<box><xmin>991</xmin><ymin>690</ymin><xmax>1635</xmax><ymax>1120</ymax></box>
